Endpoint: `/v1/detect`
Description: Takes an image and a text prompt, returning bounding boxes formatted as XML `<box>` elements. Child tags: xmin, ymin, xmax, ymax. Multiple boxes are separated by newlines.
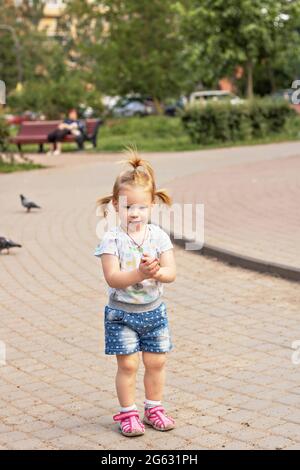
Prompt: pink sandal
<box><xmin>143</xmin><ymin>405</ymin><xmax>176</xmax><ymax>431</ymax></box>
<box><xmin>113</xmin><ymin>410</ymin><xmax>145</xmax><ymax>437</ymax></box>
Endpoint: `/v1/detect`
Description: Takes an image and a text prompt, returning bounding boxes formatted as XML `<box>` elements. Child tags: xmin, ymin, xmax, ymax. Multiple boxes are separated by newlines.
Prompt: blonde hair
<box><xmin>96</xmin><ymin>145</ymin><xmax>172</xmax><ymax>217</ymax></box>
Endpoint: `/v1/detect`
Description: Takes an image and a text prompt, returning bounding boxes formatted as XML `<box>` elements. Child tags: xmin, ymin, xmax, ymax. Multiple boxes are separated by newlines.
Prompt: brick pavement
<box><xmin>27</xmin><ymin>141</ymin><xmax>300</xmax><ymax>272</ymax></box>
<box><xmin>0</xmin><ymin>146</ymin><xmax>300</xmax><ymax>449</ymax></box>
<box><xmin>166</xmin><ymin>153</ymin><xmax>300</xmax><ymax>273</ymax></box>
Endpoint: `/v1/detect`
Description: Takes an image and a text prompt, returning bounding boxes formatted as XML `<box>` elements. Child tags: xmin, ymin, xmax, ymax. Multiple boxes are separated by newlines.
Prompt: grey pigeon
<box><xmin>20</xmin><ymin>194</ymin><xmax>41</xmax><ymax>212</ymax></box>
<box><xmin>0</xmin><ymin>237</ymin><xmax>22</xmax><ymax>254</ymax></box>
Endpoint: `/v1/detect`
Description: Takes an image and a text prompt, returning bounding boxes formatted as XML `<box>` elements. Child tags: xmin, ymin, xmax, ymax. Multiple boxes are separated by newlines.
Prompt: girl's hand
<box><xmin>138</xmin><ymin>253</ymin><xmax>160</xmax><ymax>279</ymax></box>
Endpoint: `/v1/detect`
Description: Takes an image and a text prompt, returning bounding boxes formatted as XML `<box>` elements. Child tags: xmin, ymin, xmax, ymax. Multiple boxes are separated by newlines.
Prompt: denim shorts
<box><xmin>104</xmin><ymin>301</ymin><xmax>173</xmax><ymax>355</ymax></box>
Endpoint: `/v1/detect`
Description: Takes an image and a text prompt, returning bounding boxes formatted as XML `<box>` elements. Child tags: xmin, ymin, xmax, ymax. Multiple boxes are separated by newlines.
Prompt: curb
<box><xmin>170</xmin><ymin>234</ymin><xmax>300</xmax><ymax>284</ymax></box>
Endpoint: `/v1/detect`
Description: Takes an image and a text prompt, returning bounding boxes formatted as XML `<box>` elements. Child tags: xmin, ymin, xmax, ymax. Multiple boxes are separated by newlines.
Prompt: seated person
<box><xmin>47</xmin><ymin>108</ymin><xmax>85</xmax><ymax>155</ymax></box>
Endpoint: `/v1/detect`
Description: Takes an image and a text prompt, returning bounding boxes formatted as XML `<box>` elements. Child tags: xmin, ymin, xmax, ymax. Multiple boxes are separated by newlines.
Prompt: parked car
<box><xmin>164</xmin><ymin>97</ymin><xmax>187</xmax><ymax>117</ymax></box>
<box><xmin>112</xmin><ymin>96</ymin><xmax>155</xmax><ymax>117</ymax></box>
<box><xmin>270</xmin><ymin>89</ymin><xmax>300</xmax><ymax>114</ymax></box>
<box><xmin>189</xmin><ymin>90</ymin><xmax>243</xmax><ymax>106</ymax></box>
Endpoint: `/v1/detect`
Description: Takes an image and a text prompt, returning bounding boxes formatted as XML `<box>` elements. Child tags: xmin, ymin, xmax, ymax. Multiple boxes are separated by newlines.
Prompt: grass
<box><xmin>5</xmin><ymin>114</ymin><xmax>300</xmax><ymax>156</ymax></box>
<box><xmin>0</xmin><ymin>160</ymin><xmax>44</xmax><ymax>173</ymax></box>
<box><xmin>96</xmin><ymin>116</ymin><xmax>199</xmax><ymax>152</ymax></box>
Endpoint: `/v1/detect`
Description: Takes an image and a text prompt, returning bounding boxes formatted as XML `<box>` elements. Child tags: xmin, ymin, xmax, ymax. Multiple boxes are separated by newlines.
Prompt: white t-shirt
<box><xmin>94</xmin><ymin>223</ymin><xmax>173</xmax><ymax>304</ymax></box>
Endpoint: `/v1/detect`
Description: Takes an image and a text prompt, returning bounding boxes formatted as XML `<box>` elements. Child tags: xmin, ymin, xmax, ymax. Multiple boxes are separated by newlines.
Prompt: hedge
<box><xmin>0</xmin><ymin>114</ymin><xmax>9</xmax><ymax>151</ymax></box>
<box><xmin>181</xmin><ymin>98</ymin><xmax>296</xmax><ymax>145</ymax></box>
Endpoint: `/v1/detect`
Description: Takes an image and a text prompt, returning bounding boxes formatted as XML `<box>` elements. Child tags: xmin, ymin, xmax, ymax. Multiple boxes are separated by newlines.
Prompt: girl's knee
<box><xmin>143</xmin><ymin>352</ymin><xmax>166</xmax><ymax>371</ymax></box>
<box><xmin>117</xmin><ymin>353</ymin><xmax>139</xmax><ymax>375</ymax></box>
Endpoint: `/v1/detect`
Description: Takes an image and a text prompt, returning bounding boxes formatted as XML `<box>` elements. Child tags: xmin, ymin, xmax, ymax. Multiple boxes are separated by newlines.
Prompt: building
<box><xmin>38</xmin><ymin>0</ymin><xmax>66</xmax><ymax>38</ymax></box>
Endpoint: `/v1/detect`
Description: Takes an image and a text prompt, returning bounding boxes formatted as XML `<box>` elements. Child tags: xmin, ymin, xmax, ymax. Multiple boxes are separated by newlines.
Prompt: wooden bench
<box><xmin>10</xmin><ymin>118</ymin><xmax>102</xmax><ymax>153</ymax></box>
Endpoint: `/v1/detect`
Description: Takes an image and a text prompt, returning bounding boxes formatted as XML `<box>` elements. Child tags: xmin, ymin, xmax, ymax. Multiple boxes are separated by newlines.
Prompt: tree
<box><xmin>64</xmin><ymin>0</ymin><xmax>187</xmax><ymax>106</ymax></box>
<box><xmin>8</xmin><ymin>73</ymin><xmax>102</xmax><ymax>119</ymax></box>
<box><xmin>0</xmin><ymin>0</ymin><xmax>47</xmax><ymax>91</ymax></box>
<box><xmin>179</xmin><ymin>0</ymin><xmax>300</xmax><ymax>98</ymax></box>
<box><xmin>1</xmin><ymin>0</ymin><xmax>99</xmax><ymax>116</ymax></box>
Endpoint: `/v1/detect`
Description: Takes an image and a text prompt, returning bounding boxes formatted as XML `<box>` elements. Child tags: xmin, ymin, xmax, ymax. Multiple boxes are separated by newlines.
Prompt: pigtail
<box><xmin>96</xmin><ymin>194</ymin><xmax>113</xmax><ymax>218</ymax></box>
<box><xmin>154</xmin><ymin>189</ymin><xmax>173</xmax><ymax>207</ymax></box>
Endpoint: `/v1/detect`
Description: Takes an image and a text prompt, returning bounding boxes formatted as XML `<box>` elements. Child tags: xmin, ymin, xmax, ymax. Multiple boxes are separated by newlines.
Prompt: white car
<box><xmin>189</xmin><ymin>90</ymin><xmax>243</xmax><ymax>106</ymax></box>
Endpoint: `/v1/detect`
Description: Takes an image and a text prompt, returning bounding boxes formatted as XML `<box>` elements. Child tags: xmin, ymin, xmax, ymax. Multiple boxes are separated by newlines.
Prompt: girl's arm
<box><xmin>150</xmin><ymin>249</ymin><xmax>176</xmax><ymax>283</ymax></box>
<box><xmin>100</xmin><ymin>254</ymin><xmax>158</xmax><ymax>289</ymax></box>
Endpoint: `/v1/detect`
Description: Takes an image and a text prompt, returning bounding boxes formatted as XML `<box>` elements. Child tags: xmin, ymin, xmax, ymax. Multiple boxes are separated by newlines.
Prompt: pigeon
<box><xmin>0</xmin><ymin>237</ymin><xmax>22</xmax><ymax>254</ymax></box>
<box><xmin>20</xmin><ymin>194</ymin><xmax>41</xmax><ymax>212</ymax></box>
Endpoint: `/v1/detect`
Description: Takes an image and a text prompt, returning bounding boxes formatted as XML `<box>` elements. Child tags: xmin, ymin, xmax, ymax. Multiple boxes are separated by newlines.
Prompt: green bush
<box><xmin>8</xmin><ymin>77</ymin><xmax>104</xmax><ymax>119</ymax></box>
<box><xmin>181</xmin><ymin>98</ymin><xmax>296</xmax><ymax>145</ymax></box>
<box><xmin>0</xmin><ymin>114</ymin><xmax>10</xmax><ymax>151</ymax></box>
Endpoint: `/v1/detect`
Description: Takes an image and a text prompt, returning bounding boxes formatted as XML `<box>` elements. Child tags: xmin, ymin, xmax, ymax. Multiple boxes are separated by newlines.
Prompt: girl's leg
<box><xmin>142</xmin><ymin>352</ymin><xmax>166</xmax><ymax>401</ymax></box>
<box><xmin>116</xmin><ymin>353</ymin><xmax>140</xmax><ymax>407</ymax></box>
<box><xmin>142</xmin><ymin>352</ymin><xmax>175</xmax><ymax>431</ymax></box>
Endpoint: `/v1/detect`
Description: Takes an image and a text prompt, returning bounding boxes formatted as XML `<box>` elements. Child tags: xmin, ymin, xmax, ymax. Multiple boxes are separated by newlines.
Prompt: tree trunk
<box><xmin>246</xmin><ymin>60</ymin><xmax>254</xmax><ymax>99</ymax></box>
<box><xmin>268</xmin><ymin>61</ymin><xmax>276</xmax><ymax>94</ymax></box>
<box><xmin>153</xmin><ymin>98</ymin><xmax>163</xmax><ymax>115</ymax></box>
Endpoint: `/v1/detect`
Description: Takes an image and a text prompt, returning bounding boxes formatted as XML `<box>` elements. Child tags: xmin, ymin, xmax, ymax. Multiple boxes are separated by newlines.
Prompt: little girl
<box><xmin>94</xmin><ymin>149</ymin><xmax>176</xmax><ymax>437</ymax></box>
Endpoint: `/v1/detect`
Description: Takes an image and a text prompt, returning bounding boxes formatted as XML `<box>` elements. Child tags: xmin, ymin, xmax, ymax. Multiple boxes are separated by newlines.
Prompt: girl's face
<box><xmin>113</xmin><ymin>186</ymin><xmax>153</xmax><ymax>232</ymax></box>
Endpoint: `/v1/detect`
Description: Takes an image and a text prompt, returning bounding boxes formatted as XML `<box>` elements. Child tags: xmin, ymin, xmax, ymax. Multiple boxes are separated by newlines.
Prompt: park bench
<box><xmin>10</xmin><ymin>118</ymin><xmax>102</xmax><ymax>153</ymax></box>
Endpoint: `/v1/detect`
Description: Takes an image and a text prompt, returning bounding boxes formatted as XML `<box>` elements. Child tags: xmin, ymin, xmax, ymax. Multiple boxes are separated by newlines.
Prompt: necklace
<box><xmin>121</xmin><ymin>224</ymin><xmax>148</xmax><ymax>253</ymax></box>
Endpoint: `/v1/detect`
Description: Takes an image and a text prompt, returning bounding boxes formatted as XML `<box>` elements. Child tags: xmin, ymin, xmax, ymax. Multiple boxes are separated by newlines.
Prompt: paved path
<box><xmin>0</xmin><ymin>146</ymin><xmax>300</xmax><ymax>449</ymax></box>
<box><xmin>166</xmin><ymin>152</ymin><xmax>300</xmax><ymax>273</ymax></box>
<box><xmin>28</xmin><ymin>141</ymin><xmax>300</xmax><ymax>273</ymax></box>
